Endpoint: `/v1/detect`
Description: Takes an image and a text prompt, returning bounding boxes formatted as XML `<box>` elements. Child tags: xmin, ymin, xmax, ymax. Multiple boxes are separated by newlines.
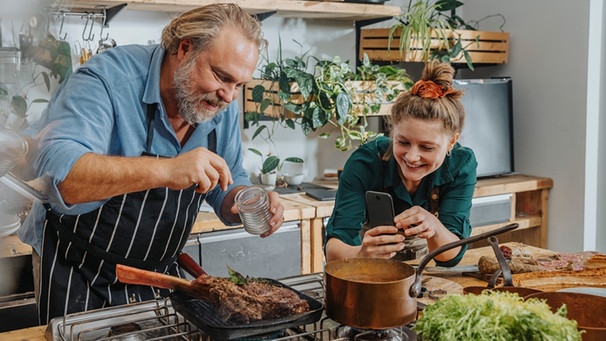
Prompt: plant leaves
<box><xmin>335</xmin><ymin>92</ymin><xmax>350</xmax><ymax>126</ymax></box>
<box><xmin>251</xmin><ymin>85</ymin><xmax>266</xmax><ymax>102</ymax></box>
<box><xmin>0</xmin><ymin>82</ymin><xmax>9</xmax><ymax>98</ymax></box>
<box><xmin>260</xmin><ymin>98</ymin><xmax>272</xmax><ymax>113</ymax></box>
<box><xmin>284</xmin><ymin>157</ymin><xmax>304</xmax><ymax>163</ymax></box>
<box><xmin>227</xmin><ymin>266</ymin><xmax>248</xmax><ymax>285</ymax></box>
<box><xmin>284</xmin><ymin>118</ymin><xmax>296</xmax><ymax>129</ymax></box>
<box><xmin>11</xmin><ymin>95</ymin><xmax>28</xmax><ymax>117</ymax></box>
<box><xmin>262</xmin><ymin>155</ymin><xmax>280</xmax><ymax>174</ymax></box>
<box><xmin>252</xmin><ymin>125</ymin><xmax>268</xmax><ymax>140</ymax></box>
<box><xmin>248</xmin><ymin>148</ymin><xmax>263</xmax><ymax>157</ymax></box>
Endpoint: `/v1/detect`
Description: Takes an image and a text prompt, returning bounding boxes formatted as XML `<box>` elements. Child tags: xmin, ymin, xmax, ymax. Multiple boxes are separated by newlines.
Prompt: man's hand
<box><xmin>163</xmin><ymin>147</ymin><xmax>233</xmax><ymax>193</ymax></box>
<box><xmin>229</xmin><ymin>189</ymin><xmax>284</xmax><ymax>238</ymax></box>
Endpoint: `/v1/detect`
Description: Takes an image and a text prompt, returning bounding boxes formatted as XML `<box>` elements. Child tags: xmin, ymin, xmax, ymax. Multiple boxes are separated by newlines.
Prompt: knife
<box><xmin>422</xmin><ymin>265</ymin><xmax>479</xmax><ymax>274</ymax></box>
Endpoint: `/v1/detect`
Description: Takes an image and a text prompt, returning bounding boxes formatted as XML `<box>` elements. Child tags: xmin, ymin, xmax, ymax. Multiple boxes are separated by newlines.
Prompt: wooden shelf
<box><xmin>359</xmin><ymin>28</ymin><xmax>510</xmax><ymax>64</ymax></box>
<box><xmin>71</xmin><ymin>0</ymin><xmax>401</xmax><ymax>21</ymax></box>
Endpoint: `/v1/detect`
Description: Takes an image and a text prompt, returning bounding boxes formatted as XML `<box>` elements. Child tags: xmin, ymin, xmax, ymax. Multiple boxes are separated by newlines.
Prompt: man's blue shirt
<box><xmin>19</xmin><ymin>45</ymin><xmax>251</xmax><ymax>254</ymax></box>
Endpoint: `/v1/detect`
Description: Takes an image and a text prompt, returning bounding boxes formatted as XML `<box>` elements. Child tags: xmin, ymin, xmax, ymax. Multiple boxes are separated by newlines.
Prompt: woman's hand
<box><xmin>394</xmin><ymin>206</ymin><xmax>461</xmax><ymax>262</ymax></box>
<box><xmin>394</xmin><ymin>206</ymin><xmax>441</xmax><ymax>239</ymax></box>
<box><xmin>358</xmin><ymin>225</ymin><xmax>405</xmax><ymax>259</ymax></box>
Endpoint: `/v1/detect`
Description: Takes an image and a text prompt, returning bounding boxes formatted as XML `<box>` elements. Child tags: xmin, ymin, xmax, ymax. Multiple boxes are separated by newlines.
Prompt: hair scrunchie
<box><xmin>410</xmin><ymin>79</ymin><xmax>454</xmax><ymax>99</ymax></box>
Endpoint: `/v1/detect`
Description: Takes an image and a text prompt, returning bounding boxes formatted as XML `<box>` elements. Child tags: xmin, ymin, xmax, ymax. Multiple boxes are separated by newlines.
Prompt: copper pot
<box><xmin>324</xmin><ymin>223</ymin><xmax>519</xmax><ymax>329</ymax></box>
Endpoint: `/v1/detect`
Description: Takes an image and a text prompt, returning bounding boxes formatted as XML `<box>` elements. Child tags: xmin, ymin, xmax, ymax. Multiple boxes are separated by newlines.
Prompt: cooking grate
<box><xmin>46</xmin><ymin>299</ymin><xmax>201</xmax><ymax>341</ymax></box>
<box><xmin>46</xmin><ymin>273</ymin><xmax>415</xmax><ymax>341</ymax></box>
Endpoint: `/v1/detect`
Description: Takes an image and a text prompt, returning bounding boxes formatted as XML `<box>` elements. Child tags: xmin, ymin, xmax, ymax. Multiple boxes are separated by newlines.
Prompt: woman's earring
<box><xmin>447</xmin><ymin>149</ymin><xmax>451</xmax><ymax>156</ymax></box>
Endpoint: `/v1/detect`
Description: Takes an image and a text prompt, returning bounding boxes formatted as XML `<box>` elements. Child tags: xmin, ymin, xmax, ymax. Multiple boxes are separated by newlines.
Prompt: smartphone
<box><xmin>365</xmin><ymin>191</ymin><xmax>395</xmax><ymax>227</ymax></box>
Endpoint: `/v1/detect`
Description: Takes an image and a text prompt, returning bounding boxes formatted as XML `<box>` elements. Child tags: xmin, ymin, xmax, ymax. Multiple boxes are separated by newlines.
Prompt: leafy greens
<box><xmin>414</xmin><ymin>291</ymin><xmax>583</xmax><ymax>340</ymax></box>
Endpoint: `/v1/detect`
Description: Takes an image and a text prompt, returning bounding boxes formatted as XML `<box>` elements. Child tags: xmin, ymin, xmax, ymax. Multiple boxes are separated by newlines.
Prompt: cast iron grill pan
<box><xmin>170</xmin><ymin>278</ymin><xmax>324</xmax><ymax>340</ymax></box>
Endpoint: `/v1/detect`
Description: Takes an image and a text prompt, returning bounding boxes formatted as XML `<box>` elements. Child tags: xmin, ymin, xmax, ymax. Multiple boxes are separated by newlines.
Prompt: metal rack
<box><xmin>48</xmin><ymin>3</ymin><xmax>127</xmax><ymax>41</ymax></box>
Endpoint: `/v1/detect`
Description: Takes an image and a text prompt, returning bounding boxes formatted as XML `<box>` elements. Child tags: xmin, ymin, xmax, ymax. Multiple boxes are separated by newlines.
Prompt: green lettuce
<box><xmin>414</xmin><ymin>291</ymin><xmax>583</xmax><ymax>340</ymax></box>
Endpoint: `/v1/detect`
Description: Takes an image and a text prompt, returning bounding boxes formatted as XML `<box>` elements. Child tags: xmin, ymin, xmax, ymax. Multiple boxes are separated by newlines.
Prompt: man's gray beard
<box><xmin>173</xmin><ymin>56</ymin><xmax>227</xmax><ymax>125</ymax></box>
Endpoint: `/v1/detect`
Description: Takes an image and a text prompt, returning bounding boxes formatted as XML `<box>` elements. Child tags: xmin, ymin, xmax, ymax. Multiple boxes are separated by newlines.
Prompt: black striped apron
<box><xmin>37</xmin><ymin>104</ymin><xmax>216</xmax><ymax>324</ymax></box>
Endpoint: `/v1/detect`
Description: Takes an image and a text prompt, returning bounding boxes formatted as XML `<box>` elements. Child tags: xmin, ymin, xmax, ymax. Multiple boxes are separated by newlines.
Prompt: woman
<box><xmin>324</xmin><ymin>60</ymin><xmax>477</xmax><ymax>267</ymax></box>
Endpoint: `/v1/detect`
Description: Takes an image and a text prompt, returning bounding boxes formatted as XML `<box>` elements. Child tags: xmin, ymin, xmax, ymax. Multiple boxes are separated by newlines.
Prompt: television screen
<box><xmin>454</xmin><ymin>78</ymin><xmax>514</xmax><ymax>178</ymax></box>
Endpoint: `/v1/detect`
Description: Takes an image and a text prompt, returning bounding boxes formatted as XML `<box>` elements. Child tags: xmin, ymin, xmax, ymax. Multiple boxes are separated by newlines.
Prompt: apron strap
<box><xmin>208</xmin><ymin>129</ymin><xmax>217</xmax><ymax>153</ymax></box>
<box><xmin>146</xmin><ymin>103</ymin><xmax>157</xmax><ymax>152</ymax></box>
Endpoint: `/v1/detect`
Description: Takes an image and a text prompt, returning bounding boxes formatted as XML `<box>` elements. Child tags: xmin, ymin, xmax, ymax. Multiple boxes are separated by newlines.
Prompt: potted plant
<box><xmin>1</xmin><ymin>34</ymin><xmax>72</xmax><ymax>131</ymax></box>
<box><xmin>358</xmin><ymin>0</ymin><xmax>510</xmax><ymax>69</ymax></box>
<box><xmin>244</xmin><ymin>40</ymin><xmax>413</xmax><ymax>151</ymax></box>
<box><xmin>247</xmin><ymin>147</ymin><xmax>304</xmax><ymax>186</ymax></box>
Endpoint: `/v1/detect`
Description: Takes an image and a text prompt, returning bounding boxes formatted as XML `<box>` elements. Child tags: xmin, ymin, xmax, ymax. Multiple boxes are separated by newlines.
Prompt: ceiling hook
<box><xmin>98</xmin><ymin>9</ymin><xmax>109</xmax><ymax>42</ymax></box>
<box><xmin>86</xmin><ymin>13</ymin><xmax>96</xmax><ymax>42</ymax></box>
<box><xmin>81</xmin><ymin>13</ymin><xmax>90</xmax><ymax>42</ymax></box>
<box><xmin>58</xmin><ymin>12</ymin><xmax>68</xmax><ymax>40</ymax></box>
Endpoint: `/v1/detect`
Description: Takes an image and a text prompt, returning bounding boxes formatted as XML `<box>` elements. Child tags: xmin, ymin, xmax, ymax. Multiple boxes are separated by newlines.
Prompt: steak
<box><xmin>193</xmin><ymin>275</ymin><xmax>310</xmax><ymax>323</ymax></box>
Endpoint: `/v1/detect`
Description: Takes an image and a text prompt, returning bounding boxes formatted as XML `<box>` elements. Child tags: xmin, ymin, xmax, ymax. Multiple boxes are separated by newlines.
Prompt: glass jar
<box><xmin>234</xmin><ymin>186</ymin><xmax>272</xmax><ymax>235</ymax></box>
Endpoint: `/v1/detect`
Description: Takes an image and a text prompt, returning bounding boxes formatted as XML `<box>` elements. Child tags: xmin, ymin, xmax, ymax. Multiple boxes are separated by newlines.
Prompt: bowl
<box><xmin>525</xmin><ymin>291</ymin><xmax>606</xmax><ymax>340</ymax></box>
<box><xmin>284</xmin><ymin>173</ymin><xmax>304</xmax><ymax>185</ymax></box>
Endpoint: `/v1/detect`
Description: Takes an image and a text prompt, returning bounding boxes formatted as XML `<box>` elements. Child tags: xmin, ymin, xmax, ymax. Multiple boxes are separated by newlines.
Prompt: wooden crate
<box><xmin>348</xmin><ymin>80</ymin><xmax>404</xmax><ymax>116</ymax></box>
<box><xmin>244</xmin><ymin>79</ymin><xmax>400</xmax><ymax>118</ymax></box>
<box><xmin>359</xmin><ymin>28</ymin><xmax>509</xmax><ymax>64</ymax></box>
<box><xmin>243</xmin><ymin>79</ymin><xmax>303</xmax><ymax>119</ymax></box>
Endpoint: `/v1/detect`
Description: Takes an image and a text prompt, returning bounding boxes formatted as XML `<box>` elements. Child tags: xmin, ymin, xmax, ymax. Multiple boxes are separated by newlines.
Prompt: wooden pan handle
<box><xmin>177</xmin><ymin>253</ymin><xmax>207</xmax><ymax>277</ymax></box>
<box><xmin>115</xmin><ymin>264</ymin><xmax>211</xmax><ymax>301</ymax></box>
<box><xmin>116</xmin><ymin>264</ymin><xmax>191</xmax><ymax>290</ymax></box>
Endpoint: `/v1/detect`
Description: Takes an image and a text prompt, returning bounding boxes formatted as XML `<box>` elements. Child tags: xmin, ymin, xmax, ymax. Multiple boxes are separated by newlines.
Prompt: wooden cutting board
<box><xmin>418</xmin><ymin>276</ymin><xmax>463</xmax><ymax>306</ymax></box>
<box><xmin>512</xmin><ymin>268</ymin><xmax>606</xmax><ymax>292</ymax></box>
<box><xmin>473</xmin><ymin>243</ymin><xmax>606</xmax><ymax>291</ymax></box>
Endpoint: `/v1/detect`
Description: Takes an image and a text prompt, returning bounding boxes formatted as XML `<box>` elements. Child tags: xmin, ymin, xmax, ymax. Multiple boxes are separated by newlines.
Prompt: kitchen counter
<box><xmin>0</xmin><ymin>243</ymin><xmax>550</xmax><ymax>340</ymax></box>
<box><xmin>0</xmin><ymin>198</ymin><xmax>316</xmax><ymax>259</ymax></box>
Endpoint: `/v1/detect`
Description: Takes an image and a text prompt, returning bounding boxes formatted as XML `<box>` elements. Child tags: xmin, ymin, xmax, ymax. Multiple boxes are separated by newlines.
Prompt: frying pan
<box><xmin>324</xmin><ymin>223</ymin><xmax>519</xmax><ymax>329</ymax></box>
<box><xmin>463</xmin><ymin>236</ymin><xmax>543</xmax><ymax>297</ymax></box>
<box><xmin>116</xmin><ymin>258</ymin><xmax>324</xmax><ymax>340</ymax></box>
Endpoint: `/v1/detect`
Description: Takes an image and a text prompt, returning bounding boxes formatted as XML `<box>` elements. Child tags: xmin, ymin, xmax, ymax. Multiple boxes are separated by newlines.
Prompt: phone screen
<box><xmin>365</xmin><ymin>191</ymin><xmax>395</xmax><ymax>227</ymax></box>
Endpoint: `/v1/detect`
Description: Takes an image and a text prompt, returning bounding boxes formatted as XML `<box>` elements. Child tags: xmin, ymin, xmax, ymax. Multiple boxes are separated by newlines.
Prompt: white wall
<box><xmin>3</xmin><ymin>0</ymin><xmax>604</xmax><ymax>252</ymax></box>
<box><xmin>462</xmin><ymin>0</ymin><xmax>605</xmax><ymax>252</ymax></box>
<box><xmin>592</xmin><ymin>0</ymin><xmax>606</xmax><ymax>253</ymax></box>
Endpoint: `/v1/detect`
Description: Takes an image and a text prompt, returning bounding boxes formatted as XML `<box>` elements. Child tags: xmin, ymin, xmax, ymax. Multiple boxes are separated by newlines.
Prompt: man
<box><xmin>18</xmin><ymin>3</ymin><xmax>285</xmax><ymax>323</ymax></box>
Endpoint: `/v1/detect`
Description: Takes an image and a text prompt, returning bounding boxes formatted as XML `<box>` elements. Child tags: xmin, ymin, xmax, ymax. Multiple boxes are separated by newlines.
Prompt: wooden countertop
<box><xmin>0</xmin><ymin>198</ymin><xmax>316</xmax><ymax>258</ymax></box>
<box><xmin>0</xmin><ymin>242</ymin><xmax>549</xmax><ymax>340</ymax></box>
<box><xmin>191</xmin><ymin>197</ymin><xmax>316</xmax><ymax>234</ymax></box>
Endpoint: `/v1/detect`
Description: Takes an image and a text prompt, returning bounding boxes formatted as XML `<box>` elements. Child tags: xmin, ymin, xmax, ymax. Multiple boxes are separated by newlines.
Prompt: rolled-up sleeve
<box><xmin>34</xmin><ymin>68</ymin><xmax>120</xmax><ymax>215</ymax></box>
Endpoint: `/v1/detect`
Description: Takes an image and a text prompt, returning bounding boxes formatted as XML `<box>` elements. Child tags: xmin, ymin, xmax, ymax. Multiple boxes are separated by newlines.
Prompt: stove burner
<box><xmin>337</xmin><ymin>326</ymin><xmax>417</xmax><ymax>341</ymax></box>
<box><xmin>235</xmin><ymin>329</ymin><xmax>285</xmax><ymax>341</ymax></box>
<box><xmin>108</xmin><ymin>322</ymin><xmax>145</xmax><ymax>341</ymax></box>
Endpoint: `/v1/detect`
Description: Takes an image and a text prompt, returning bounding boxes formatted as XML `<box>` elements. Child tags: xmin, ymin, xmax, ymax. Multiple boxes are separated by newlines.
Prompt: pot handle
<box><xmin>487</xmin><ymin>236</ymin><xmax>514</xmax><ymax>288</ymax></box>
<box><xmin>409</xmin><ymin>223</ymin><xmax>519</xmax><ymax>298</ymax></box>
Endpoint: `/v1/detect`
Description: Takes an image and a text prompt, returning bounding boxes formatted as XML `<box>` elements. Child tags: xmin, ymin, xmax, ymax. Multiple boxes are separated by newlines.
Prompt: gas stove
<box><xmin>45</xmin><ymin>273</ymin><xmax>417</xmax><ymax>341</ymax></box>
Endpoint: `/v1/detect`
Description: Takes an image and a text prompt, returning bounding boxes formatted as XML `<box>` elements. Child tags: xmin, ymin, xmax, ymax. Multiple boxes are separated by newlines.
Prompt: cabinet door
<box><xmin>182</xmin><ymin>221</ymin><xmax>301</xmax><ymax>279</ymax></box>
